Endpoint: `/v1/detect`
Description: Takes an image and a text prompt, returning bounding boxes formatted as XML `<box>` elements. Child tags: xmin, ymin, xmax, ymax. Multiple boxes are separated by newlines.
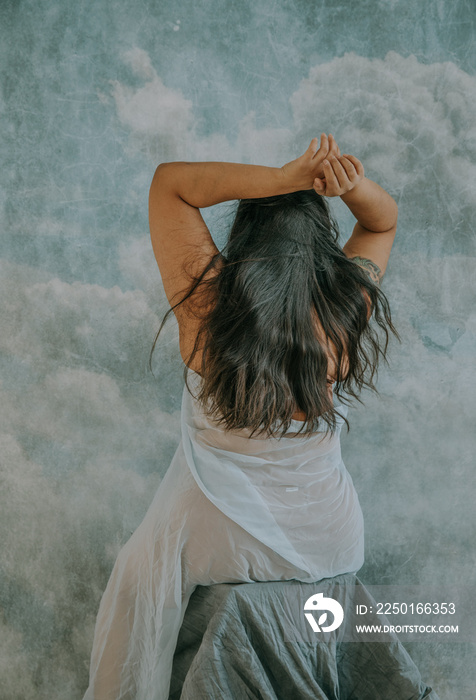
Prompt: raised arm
<box><xmin>149</xmin><ymin>134</ymin><xmax>340</xmax><ymax>309</ymax></box>
<box><xmin>150</xmin><ymin>134</ymin><xmax>338</xmax><ymax>207</ymax></box>
<box><xmin>149</xmin><ymin>134</ymin><xmax>342</xmax><ymax>366</ymax></box>
<box><xmin>148</xmin><ymin>135</ymin><xmax>397</xmax><ymax>366</ymax></box>
<box><xmin>312</xmin><ymin>152</ymin><xmax>398</xmax><ymax>282</ymax></box>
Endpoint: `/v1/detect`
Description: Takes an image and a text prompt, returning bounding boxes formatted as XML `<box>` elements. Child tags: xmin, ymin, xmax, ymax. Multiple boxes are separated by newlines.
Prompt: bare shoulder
<box><xmin>347</xmin><ymin>255</ymin><xmax>382</xmax><ymax>285</ymax></box>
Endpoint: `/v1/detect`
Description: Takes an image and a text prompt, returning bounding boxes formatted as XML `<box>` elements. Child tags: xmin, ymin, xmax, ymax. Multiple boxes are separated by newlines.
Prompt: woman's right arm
<box><xmin>340</xmin><ymin>177</ymin><xmax>398</xmax><ymax>282</ymax></box>
<box><xmin>313</xmin><ymin>153</ymin><xmax>398</xmax><ymax>281</ymax></box>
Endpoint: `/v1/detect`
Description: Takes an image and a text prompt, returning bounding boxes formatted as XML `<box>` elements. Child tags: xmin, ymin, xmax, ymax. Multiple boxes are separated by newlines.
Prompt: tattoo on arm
<box><xmin>349</xmin><ymin>256</ymin><xmax>382</xmax><ymax>285</ymax></box>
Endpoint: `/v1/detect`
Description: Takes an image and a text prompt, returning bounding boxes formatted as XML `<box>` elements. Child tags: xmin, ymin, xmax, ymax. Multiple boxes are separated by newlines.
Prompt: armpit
<box><xmin>349</xmin><ymin>256</ymin><xmax>382</xmax><ymax>285</ymax></box>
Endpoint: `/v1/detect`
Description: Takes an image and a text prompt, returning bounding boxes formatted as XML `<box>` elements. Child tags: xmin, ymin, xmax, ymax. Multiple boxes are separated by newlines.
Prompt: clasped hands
<box><xmin>280</xmin><ymin>133</ymin><xmax>365</xmax><ymax>197</ymax></box>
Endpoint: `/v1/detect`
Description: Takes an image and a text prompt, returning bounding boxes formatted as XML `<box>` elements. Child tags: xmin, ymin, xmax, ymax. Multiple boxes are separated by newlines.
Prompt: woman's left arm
<box><xmin>148</xmin><ymin>134</ymin><xmax>338</xmax><ymax>313</ymax></box>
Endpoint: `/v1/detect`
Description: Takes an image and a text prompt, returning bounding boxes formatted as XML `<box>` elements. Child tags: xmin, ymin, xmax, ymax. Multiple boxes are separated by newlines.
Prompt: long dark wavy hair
<box><xmin>150</xmin><ymin>189</ymin><xmax>399</xmax><ymax>438</ymax></box>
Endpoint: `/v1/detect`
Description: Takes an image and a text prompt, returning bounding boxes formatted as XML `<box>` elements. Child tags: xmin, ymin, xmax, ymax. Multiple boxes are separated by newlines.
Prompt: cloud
<box><xmin>0</xmin><ymin>623</ymin><xmax>37</xmax><ymax>698</ymax></box>
<box><xmin>291</xmin><ymin>52</ymin><xmax>476</xmax><ymax>147</ymax></box>
<box><xmin>110</xmin><ymin>48</ymin><xmax>195</xmax><ymax>160</ymax></box>
<box><xmin>290</xmin><ymin>52</ymin><xmax>476</xmax><ymax>252</ymax></box>
<box><xmin>111</xmin><ymin>50</ymin><xmax>476</xmax><ymax>255</ymax></box>
<box><xmin>0</xmin><ymin>258</ymin><xmax>184</xmax><ymax>695</ymax></box>
<box><xmin>110</xmin><ymin>50</ymin><xmax>295</xmax><ymax>164</ymax></box>
<box><xmin>117</xmin><ymin>234</ymin><xmax>167</xmax><ymax>297</ymax></box>
<box><xmin>0</xmin><ymin>261</ymin><xmax>161</xmax><ymax>377</ymax></box>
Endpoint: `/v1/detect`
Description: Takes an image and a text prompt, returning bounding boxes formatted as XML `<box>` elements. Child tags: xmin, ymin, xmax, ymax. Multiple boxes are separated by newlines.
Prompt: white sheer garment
<box><xmin>82</xmin><ymin>368</ymin><xmax>364</xmax><ymax>700</ymax></box>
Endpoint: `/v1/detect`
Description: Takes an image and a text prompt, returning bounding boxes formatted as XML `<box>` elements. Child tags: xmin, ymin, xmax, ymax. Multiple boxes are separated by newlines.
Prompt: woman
<box><xmin>82</xmin><ymin>135</ymin><xmax>429</xmax><ymax>699</ymax></box>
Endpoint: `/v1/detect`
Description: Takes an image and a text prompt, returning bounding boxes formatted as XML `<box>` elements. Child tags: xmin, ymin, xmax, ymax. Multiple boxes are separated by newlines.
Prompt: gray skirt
<box><xmin>171</xmin><ymin>574</ymin><xmax>440</xmax><ymax>700</ymax></box>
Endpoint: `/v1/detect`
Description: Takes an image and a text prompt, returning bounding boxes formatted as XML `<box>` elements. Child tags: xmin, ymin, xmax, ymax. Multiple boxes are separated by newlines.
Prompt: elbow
<box><xmin>381</xmin><ymin>199</ymin><xmax>398</xmax><ymax>235</ymax></box>
<box><xmin>151</xmin><ymin>161</ymin><xmax>187</xmax><ymax>193</ymax></box>
<box><xmin>156</xmin><ymin>161</ymin><xmax>174</xmax><ymax>171</ymax></box>
<box><xmin>393</xmin><ymin>198</ymin><xmax>399</xmax><ymax>222</ymax></box>
<box><xmin>391</xmin><ymin>197</ymin><xmax>398</xmax><ymax>227</ymax></box>
<box><xmin>153</xmin><ymin>161</ymin><xmax>173</xmax><ymax>182</ymax></box>
<box><xmin>150</xmin><ymin>162</ymin><xmax>177</xmax><ymax>199</ymax></box>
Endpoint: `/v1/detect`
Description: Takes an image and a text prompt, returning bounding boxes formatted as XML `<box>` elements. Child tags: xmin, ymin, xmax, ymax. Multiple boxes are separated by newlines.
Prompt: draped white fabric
<box><xmin>83</xmin><ymin>369</ymin><xmax>364</xmax><ymax>700</ymax></box>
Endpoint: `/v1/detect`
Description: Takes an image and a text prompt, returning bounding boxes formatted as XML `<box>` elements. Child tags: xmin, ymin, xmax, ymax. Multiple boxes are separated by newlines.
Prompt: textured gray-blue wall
<box><xmin>1</xmin><ymin>1</ymin><xmax>475</xmax><ymax>697</ymax></box>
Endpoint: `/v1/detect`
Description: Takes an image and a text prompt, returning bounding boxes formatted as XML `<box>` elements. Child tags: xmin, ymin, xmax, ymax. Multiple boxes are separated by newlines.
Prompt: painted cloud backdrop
<box><xmin>1</xmin><ymin>1</ymin><xmax>475</xmax><ymax>697</ymax></box>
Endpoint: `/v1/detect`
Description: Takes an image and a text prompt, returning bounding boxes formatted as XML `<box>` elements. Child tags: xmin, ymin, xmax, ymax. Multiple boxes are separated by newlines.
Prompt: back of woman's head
<box><xmin>152</xmin><ymin>190</ymin><xmax>397</xmax><ymax>438</ymax></box>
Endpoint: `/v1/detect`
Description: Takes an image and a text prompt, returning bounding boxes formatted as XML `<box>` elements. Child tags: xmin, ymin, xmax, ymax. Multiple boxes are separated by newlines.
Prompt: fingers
<box><xmin>328</xmin><ymin>134</ymin><xmax>341</xmax><ymax>158</ymax></box>
<box><xmin>310</xmin><ymin>133</ymin><xmax>329</xmax><ymax>161</ymax></box>
<box><xmin>316</xmin><ymin>153</ymin><xmax>363</xmax><ymax>197</ymax></box>
<box><xmin>313</xmin><ymin>177</ymin><xmax>326</xmax><ymax>193</ymax></box>
<box><xmin>342</xmin><ymin>153</ymin><xmax>364</xmax><ymax>178</ymax></box>
<box><xmin>306</xmin><ymin>137</ymin><xmax>363</xmax><ymax>195</ymax></box>
<box><xmin>328</xmin><ymin>156</ymin><xmax>349</xmax><ymax>188</ymax></box>
<box><xmin>337</xmin><ymin>155</ymin><xmax>356</xmax><ymax>180</ymax></box>
<box><xmin>317</xmin><ymin>159</ymin><xmax>337</xmax><ymax>195</ymax></box>
<box><xmin>309</xmin><ymin>133</ymin><xmax>342</xmax><ymax>162</ymax></box>
<box><xmin>307</xmin><ymin>136</ymin><xmax>319</xmax><ymax>155</ymax></box>
<box><xmin>319</xmin><ymin>157</ymin><xmax>348</xmax><ymax>195</ymax></box>
<box><xmin>331</xmin><ymin>154</ymin><xmax>364</xmax><ymax>184</ymax></box>
<box><xmin>311</xmin><ymin>133</ymin><xmax>340</xmax><ymax>160</ymax></box>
